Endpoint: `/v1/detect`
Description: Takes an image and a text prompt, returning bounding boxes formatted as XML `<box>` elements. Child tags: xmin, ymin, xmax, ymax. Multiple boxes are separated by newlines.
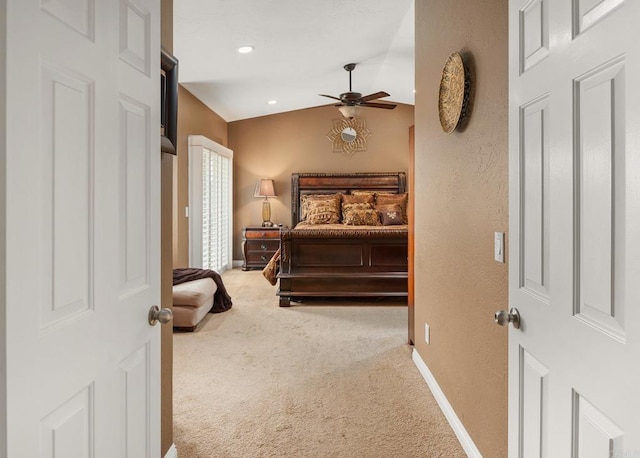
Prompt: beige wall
<box><xmin>161</xmin><ymin>0</ymin><xmax>172</xmax><ymax>53</ymax></box>
<box><xmin>160</xmin><ymin>0</ymin><xmax>173</xmax><ymax>455</ymax></box>
<box><xmin>414</xmin><ymin>0</ymin><xmax>508</xmax><ymax>456</ymax></box>
<box><xmin>174</xmin><ymin>85</ymin><xmax>228</xmax><ymax>267</ymax></box>
<box><xmin>0</xmin><ymin>1</ymin><xmax>6</xmax><ymax>453</ymax></box>
<box><xmin>228</xmin><ymin>104</ymin><xmax>414</xmax><ymax>260</ymax></box>
<box><xmin>160</xmin><ymin>153</ymin><xmax>174</xmax><ymax>456</ymax></box>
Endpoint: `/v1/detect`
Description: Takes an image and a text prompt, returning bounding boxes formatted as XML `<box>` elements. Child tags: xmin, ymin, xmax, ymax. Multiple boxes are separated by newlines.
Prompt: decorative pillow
<box><xmin>350</xmin><ymin>190</ymin><xmax>377</xmax><ymax>200</ymax></box>
<box><xmin>342</xmin><ymin>208</ymin><xmax>381</xmax><ymax>226</ymax></box>
<box><xmin>375</xmin><ymin>203</ymin><xmax>403</xmax><ymax>216</ymax></box>
<box><xmin>380</xmin><ymin>209</ymin><xmax>404</xmax><ymax>225</ymax></box>
<box><xmin>375</xmin><ymin>193</ymin><xmax>408</xmax><ymax>223</ymax></box>
<box><xmin>343</xmin><ymin>202</ymin><xmax>373</xmax><ymax>212</ymax></box>
<box><xmin>300</xmin><ymin>193</ymin><xmax>341</xmax><ymax>221</ymax></box>
<box><xmin>342</xmin><ymin>202</ymin><xmax>374</xmax><ymax>223</ymax></box>
<box><xmin>342</xmin><ymin>193</ymin><xmax>374</xmax><ymax>205</ymax></box>
<box><xmin>305</xmin><ymin>200</ymin><xmax>340</xmax><ymax>224</ymax></box>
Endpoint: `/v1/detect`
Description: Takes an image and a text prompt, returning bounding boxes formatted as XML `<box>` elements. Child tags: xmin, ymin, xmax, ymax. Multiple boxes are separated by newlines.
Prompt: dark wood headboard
<box><xmin>290</xmin><ymin>172</ymin><xmax>407</xmax><ymax>226</ymax></box>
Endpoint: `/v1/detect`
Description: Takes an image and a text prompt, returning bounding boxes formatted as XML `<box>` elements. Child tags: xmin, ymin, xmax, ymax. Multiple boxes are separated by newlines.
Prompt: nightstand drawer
<box><xmin>245</xmin><ymin>229</ymin><xmax>280</xmax><ymax>239</ymax></box>
<box><xmin>245</xmin><ymin>239</ymin><xmax>279</xmax><ymax>252</ymax></box>
<box><xmin>245</xmin><ymin>251</ymin><xmax>275</xmax><ymax>264</ymax></box>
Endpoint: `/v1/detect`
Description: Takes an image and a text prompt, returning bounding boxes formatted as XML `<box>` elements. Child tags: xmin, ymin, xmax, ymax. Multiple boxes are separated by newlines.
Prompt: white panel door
<box><xmin>3</xmin><ymin>0</ymin><xmax>161</xmax><ymax>456</ymax></box>
<box><xmin>508</xmin><ymin>0</ymin><xmax>640</xmax><ymax>456</ymax></box>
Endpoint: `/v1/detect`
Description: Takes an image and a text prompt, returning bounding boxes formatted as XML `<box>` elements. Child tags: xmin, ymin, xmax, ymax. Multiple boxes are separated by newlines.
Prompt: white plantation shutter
<box><xmin>189</xmin><ymin>136</ymin><xmax>233</xmax><ymax>273</ymax></box>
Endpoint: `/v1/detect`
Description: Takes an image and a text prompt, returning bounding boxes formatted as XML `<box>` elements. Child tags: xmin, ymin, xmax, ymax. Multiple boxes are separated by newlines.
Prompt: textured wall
<box><xmin>0</xmin><ymin>2</ymin><xmax>6</xmax><ymax>455</ymax></box>
<box><xmin>160</xmin><ymin>0</ymin><xmax>173</xmax><ymax>455</ymax></box>
<box><xmin>174</xmin><ymin>86</ymin><xmax>228</xmax><ymax>268</ymax></box>
<box><xmin>160</xmin><ymin>153</ymin><xmax>174</xmax><ymax>455</ymax></box>
<box><xmin>161</xmin><ymin>0</ymin><xmax>172</xmax><ymax>53</ymax></box>
<box><xmin>228</xmin><ymin>104</ymin><xmax>414</xmax><ymax>260</ymax></box>
<box><xmin>414</xmin><ymin>0</ymin><xmax>508</xmax><ymax>456</ymax></box>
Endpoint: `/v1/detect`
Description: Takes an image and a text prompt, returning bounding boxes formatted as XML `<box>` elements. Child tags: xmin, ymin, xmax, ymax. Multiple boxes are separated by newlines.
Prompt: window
<box><xmin>188</xmin><ymin>135</ymin><xmax>233</xmax><ymax>273</ymax></box>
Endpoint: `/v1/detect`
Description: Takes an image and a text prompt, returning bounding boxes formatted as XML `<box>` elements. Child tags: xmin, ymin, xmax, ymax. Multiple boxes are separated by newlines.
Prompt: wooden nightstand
<box><xmin>242</xmin><ymin>226</ymin><xmax>281</xmax><ymax>270</ymax></box>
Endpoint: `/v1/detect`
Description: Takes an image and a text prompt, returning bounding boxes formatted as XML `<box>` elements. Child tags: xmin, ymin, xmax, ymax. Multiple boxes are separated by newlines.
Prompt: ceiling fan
<box><xmin>320</xmin><ymin>63</ymin><xmax>397</xmax><ymax>117</ymax></box>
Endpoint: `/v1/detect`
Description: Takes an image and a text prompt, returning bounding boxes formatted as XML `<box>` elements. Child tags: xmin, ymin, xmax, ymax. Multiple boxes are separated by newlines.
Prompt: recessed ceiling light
<box><xmin>237</xmin><ymin>45</ymin><xmax>254</xmax><ymax>54</ymax></box>
<box><xmin>267</xmin><ymin>100</ymin><xmax>277</xmax><ymax>105</ymax></box>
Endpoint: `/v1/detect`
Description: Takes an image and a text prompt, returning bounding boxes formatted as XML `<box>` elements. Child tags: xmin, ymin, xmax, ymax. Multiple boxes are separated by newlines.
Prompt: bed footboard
<box><xmin>277</xmin><ymin>228</ymin><xmax>408</xmax><ymax>306</ymax></box>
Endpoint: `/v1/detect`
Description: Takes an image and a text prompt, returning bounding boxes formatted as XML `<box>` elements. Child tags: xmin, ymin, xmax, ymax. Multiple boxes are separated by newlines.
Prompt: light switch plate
<box><xmin>494</xmin><ymin>232</ymin><xmax>504</xmax><ymax>263</ymax></box>
<box><xmin>425</xmin><ymin>323</ymin><xmax>430</xmax><ymax>344</ymax></box>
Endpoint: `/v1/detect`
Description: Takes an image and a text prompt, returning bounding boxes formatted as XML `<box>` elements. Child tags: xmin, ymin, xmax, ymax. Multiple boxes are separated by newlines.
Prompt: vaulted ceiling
<box><xmin>174</xmin><ymin>0</ymin><xmax>415</xmax><ymax>122</ymax></box>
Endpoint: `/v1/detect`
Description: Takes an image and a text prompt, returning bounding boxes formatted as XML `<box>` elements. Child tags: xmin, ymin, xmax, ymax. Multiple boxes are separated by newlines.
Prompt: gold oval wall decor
<box><xmin>438</xmin><ymin>52</ymin><xmax>468</xmax><ymax>134</ymax></box>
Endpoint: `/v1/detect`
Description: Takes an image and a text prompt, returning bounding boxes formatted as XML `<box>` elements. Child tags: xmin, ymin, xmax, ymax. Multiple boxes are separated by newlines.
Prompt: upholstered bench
<box><xmin>172</xmin><ymin>278</ymin><xmax>217</xmax><ymax>331</ymax></box>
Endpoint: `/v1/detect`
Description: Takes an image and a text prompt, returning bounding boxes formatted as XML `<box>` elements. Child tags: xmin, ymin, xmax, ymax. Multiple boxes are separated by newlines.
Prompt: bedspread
<box><xmin>283</xmin><ymin>223</ymin><xmax>408</xmax><ymax>239</ymax></box>
<box><xmin>262</xmin><ymin>248</ymin><xmax>280</xmax><ymax>285</ymax></box>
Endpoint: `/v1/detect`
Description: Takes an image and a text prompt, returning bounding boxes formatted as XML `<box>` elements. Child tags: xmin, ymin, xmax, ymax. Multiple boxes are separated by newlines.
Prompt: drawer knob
<box><xmin>261</xmin><ymin>255</ymin><xmax>267</xmax><ymax>261</ymax></box>
<box><xmin>261</xmin><ymin>232</ymin><xmax>267</xmax><ymax>237</ymax></box>
<box><xmin>260</xmin><ymin>244</ymin><xmax>267</xmax><ymax>250</ymax></box>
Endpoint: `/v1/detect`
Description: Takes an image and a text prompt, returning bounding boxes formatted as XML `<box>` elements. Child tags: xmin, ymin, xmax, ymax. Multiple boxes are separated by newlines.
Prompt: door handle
<box><xmin>148</xmin><ymin>305</ymin><xmax>173</xmax><ymax>326</ymax></box>
<box><xmin>495</xmin><ymin>308</ymin><xmax>520</xmax><ymax>329</ymax></box>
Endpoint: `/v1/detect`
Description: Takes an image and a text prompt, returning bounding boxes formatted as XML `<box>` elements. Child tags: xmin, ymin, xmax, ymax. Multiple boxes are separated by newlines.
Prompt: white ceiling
<box><xmin>173</xmin><ymin>0</ymin><xmax>415</xmax><ymax>122</ymax></box>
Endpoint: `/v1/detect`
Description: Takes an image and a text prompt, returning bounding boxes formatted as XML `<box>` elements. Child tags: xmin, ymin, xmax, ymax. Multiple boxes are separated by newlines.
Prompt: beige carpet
<box><xmin>173</xmin><ymin>268</ymin><xmax>465</xmax><ymax>458</ymax></box>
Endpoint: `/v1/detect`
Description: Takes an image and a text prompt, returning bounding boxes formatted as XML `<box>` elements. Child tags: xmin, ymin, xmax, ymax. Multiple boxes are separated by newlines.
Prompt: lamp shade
<box><xmin>338</xmin><ymin>105</ymin><xmax>362</xmax><ymax>118</ymax></box>
<box><xmin>254</xmin><ymin>178</ymin><xmax>276</xmax><ymax>198</ymax></box>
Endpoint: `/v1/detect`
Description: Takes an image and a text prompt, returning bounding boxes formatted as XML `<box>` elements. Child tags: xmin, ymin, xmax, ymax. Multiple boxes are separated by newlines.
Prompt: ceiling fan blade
<box><xmin>359</xmin><ymin>91</ymin><xmax>390</xmax><ymax>102</ymax></box>
<box><xmin>319</xmin><ymin>94</ymin><xmax>342</xmax><ymax>101</ymax></box>
<box><xmin>360</xmin><ymin>102</ymin><xmax>397</xmax><ymax>109</ymax></box>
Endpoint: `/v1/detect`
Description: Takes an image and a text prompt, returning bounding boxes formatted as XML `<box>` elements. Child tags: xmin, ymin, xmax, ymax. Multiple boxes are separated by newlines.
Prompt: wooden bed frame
<box><xmin>277</xmin><ymin>172</ymin><xmax>408</xmax><ymax>307</ymax></box>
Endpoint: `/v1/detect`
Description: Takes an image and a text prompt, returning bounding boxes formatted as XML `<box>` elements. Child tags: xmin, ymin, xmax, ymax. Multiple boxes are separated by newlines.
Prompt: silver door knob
<box><xmin>148</xmin><ymin>305</ymin><xmax>173</xmax><ymax>326</ymax></box>
<box><xmin>495</xmin><ymin>308</ymin><xmax>520</xmax><ymax>329</ymax></box>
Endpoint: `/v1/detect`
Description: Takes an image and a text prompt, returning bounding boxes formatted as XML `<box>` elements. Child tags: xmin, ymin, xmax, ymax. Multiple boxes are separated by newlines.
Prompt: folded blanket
<box><xmin>173</xmin><ymin>268</ymin><xmax>233</xmax><ymax>313</ymax></box>
<box><xmin>262</xmin><ymin>248</ymin><xmax>280</xmax><ymax>286</ymax></box>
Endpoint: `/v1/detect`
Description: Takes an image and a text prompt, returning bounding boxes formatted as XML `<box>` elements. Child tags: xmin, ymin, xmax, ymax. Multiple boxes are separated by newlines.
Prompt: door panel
<box><xmin>119</xmin><ymin>343</ymin><xmax>152</xmax><ymax>457</ymax></box>
<box><xmin>40</xmin><ymin>0</ymin><xmax>95</xmax><ymax>40</ymax></box>
<box><xmin>4</xmin><ymin>1</ymin><xmax>161</xmax><ymax>456</ymax></box>
<box><xmin>40</xmin><ymin>63</ymin><xmax>94</xmax><ymax>328</ymax></box>
<box><xmin>120</xmin><ymin>0</ymin><xmax>152</xmax><ymax>76</ymax></box>
<box><xmin>519</xmin><ymin>94</ymin><xmax>550</xmax><ymax>302</ymax></box>
<box><xmin>509</xmin><ymin>0</ymin><xmax>639</xmax><ymax>455</ymax></box>
<box><xmin>574</xmin><ymin>56</ymin><xmax>626</xmax><ymax>341</ymax></box>
<box><xmin>39</xmin><ymin>385</ymin><xmax>94</xmax><ymax>458</ymax></box>
<box><xmin>119</xmin><ymin>95</ymin><xmax>151</xmax><ymax>295</ymax></box>
<box><xmin>573</xmin><ymin>392</ymin><xmax>624</xmax><ymax>458</ymax></box>
<box><xmin>519</xmin><ymin>348</ymin><xmax>549</xmax><ymax>458</ymax></box>
<box><xmin>573</xmin><ymin>0</ymin><xmax>624</xmax><ymax>35</ymax></box>
<box><xmin>520</xmin><ymin>0</ymin><xmax>549</xmax><ymax>73</ymax></box>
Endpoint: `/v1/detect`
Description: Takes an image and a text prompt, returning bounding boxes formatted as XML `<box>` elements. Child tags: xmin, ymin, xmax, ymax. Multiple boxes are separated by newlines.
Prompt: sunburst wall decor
<box><xmin>326</xmin><ymin>117</ymin><xmax>371</xmax><ymax>158</ymax></box>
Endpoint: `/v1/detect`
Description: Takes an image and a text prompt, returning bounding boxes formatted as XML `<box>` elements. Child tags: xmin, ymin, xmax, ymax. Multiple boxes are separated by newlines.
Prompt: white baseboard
<box><xmin>412</xmin><ymin>349</ymin><xmax>482</xmax><ymax>457</ymax></box>
<box><xmin>232</xmin><ymin>260</ymin><xmax>243</xmax><ymax>268</ymax></box>
<box><xmin>164</xmin><ymin>443</ymin><xmax>177</xmax><ymax>458</ymax></box>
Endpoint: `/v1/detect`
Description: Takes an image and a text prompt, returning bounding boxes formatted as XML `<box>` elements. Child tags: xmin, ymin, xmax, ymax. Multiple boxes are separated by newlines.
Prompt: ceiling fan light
<box><xmin>338</xmin><ymin>105</ymin><xmax>362</xmax><ymax>118</ymax></box>
<box><xmin>237</xmin><ymin>45</ymin><xmax>254</xmax><ymax>54</ymax></box>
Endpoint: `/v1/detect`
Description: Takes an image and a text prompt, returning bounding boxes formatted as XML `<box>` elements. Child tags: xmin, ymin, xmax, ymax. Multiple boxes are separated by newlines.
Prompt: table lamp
<box><xmin>254</xmin><ymin>178</ymin><xmax>276</xmax><ymax>227</ymax></box>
